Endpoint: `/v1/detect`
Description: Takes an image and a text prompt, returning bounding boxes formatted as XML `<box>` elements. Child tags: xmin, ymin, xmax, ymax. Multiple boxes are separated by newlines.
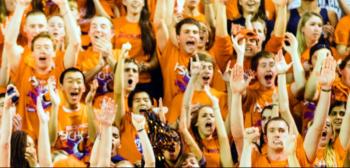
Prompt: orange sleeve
<box><xmin>264</xmin><ymin>35</ymin><xmax>284</xmax><ymax>54</ymax></box>
<box><xmin>167</xmin><ymin>93</ymin><xmax>183</xmax><ymax>125</ymax></box>
<box><xmin>335</xmin><ymin>16</ymin><xmax>350</xmax><ymax>46</ymax></box>
<box><xmin>295</xmin><ymin>134</ymin><xmax>311</xmax><ymax>166</ymax></box>
<box><xmin>209</xmin><ymin>36</ymin><xmax>234</xmax><ymax>73</ymax></box>
<box><xmin>264</xmin><ymin>0</ymin><xmax>276</xmax><ymax>20</ymax></box>
<box><xmin>100</xmin><ymin>0</ymin><xmax>115</xmax><ymax>18</ymax></box>
<box><xmin>226</xmin><ymin>0</ymin><xmax>241</xmax><ymax>20</ymax></box>
<box><xmin>333</xmin><ymin>137</ymin><xmax>347</xmax><ymax>166</ymax></box>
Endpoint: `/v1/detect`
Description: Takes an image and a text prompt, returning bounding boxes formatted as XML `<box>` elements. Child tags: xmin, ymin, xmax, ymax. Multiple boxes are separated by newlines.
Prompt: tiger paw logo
<box><xmin>26</xmin><ymin>76</ymin><xmax>52</xmax><ymax>112</ymax></box>
<box><xmin>174</xmin><ymin>63</ymin><xmax>190</xmax><ymax>92</ymax></box>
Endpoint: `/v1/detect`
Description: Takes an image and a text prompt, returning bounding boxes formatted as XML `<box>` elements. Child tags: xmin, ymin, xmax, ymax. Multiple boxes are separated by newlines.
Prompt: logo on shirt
<box><xmin>174</xmin><ymin>63</ymin><xmax>190</xmax><ymax>92</ymax></box>
<box><xmin>134</xmin><ymin>135</ymin><xmax>143</xmax><ymax>154</ymax></box>
<box><xmin>26</xmin><ymin>76</ymin><xmax>52</xmax><ymax>112</ymax></box>
<box><xmin>95</xmin><ymin>66</ymin><xmax>113</xmax><ymax>95</ymax></box>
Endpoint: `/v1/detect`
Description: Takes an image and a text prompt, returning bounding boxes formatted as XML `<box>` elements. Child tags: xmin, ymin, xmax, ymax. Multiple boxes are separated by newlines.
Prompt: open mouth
<box><xmin>321</xmin><ymin>131</ymin><xmax>327</xmax><ymax>137</ymax></box>
<box><xmin>334</xmin><ymin>119</ymin><xmax>342</xmax><ymax>125</ymax></box>
<box><xmin>205</xmin><ymin>122</ymin><xmax>213</xmax><ymax>128</ymax></box>
<box><xmin>186</xmin><ymin>40</ymin><xmax>196</xmax><ymax>47</ymax></box>
<box><xmin>39</xmin><ymin>57</ymin><xmax>47</xmax><ymax>61</ymax></box>
<box><xmin>264</xmin><ymin>74</ymin><xmax>273</xmax><ymax>82</ymax></box>
<box><xmin>127</xmin><ymin>79</ymin><xmax>133</xmax><ymax>85</ymax></box>
<box><xmin>272</xmin><ymin>140</ymin><xmax>283</xmax><ymax>145</ymax></box>
<box><xmin>202</xmin><ymin>76</ymin><xmax>210</xmax><ymax>81</ymax></box>
<box><xmin>70</xmin><ymin>92</ymin><xmax>79</xmax><ymax>99</ymax></box>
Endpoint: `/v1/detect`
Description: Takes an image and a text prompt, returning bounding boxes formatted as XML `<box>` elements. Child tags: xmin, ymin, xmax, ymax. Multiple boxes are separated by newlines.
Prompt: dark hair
<box><xmin>113</xmin><ymin>58</ymin><xmax>139</xmax><ymax>73</ymax></box>
<box><xmin>261</xmin><ymin>105</ymin><xmax>274</xmax><ymax>117</ymax></box>
<box><xmin>11</xmin><ymin>131</ymin><xmax>30</xmax><ymax>167</ymax></box>
<box><xmin>187</xmin><ymin>52</ymin><xmax>216</xmax><ymax>74</ymax></box>
<box><xmin>82</xmin><ymin>0</ymin><xmax>96</xmax><ymax>19</ymax></box>
<box><xmin>190</xmin><ymin>105</ymin><xmax>217</xmax><ymax>149</ymax></box>
<box><xmin>175</xmin><ymin>18</ymin><xmax>200</xmax><ymax>35</ymax></box>
<box><xmin>127</xmin><ymin>86</ymin><xmax>153</xmax><ymax>109</ymax></box>
<box><xmin>174</xmin><ymin>153</ymin><xmax>198</xmax><ymax>167</ymax></box>
<box><xmin>251</xmin><ymin>51</ymin><xmax>274</xmax><ymax>71</ymax></box>
<box><xmin>0</xmin><ymin>0</ymin><xmax>8</xmax><ymax>23</ymax></box>
<box><xmin>309</xmin><ymin>37</ymin><xmax>332</xmax><ymax>64</ymax></box>
<box><xmin>339</xmin><ymin>55</ymin><xmax>350</xmax><ymax>70</ymax></box>
<box><xmin>138</xmin><ymin>0</ymin><xmax>156</xmax><ymax>57</ymax></box>
<box><xmin>263</xmin><ymin>117</ymin><xmax>290</xmax><ymax>135</ymax></box>
<box><xmin>31</xmin><ymin>32</ymin><xmax>54</xmax><ymax>51</ymax></box>
<box><xmin>31</xmin><ymin>0</ymin><xmax>44</xmax><ymax>12</ymax></box>
<box><xmin>59</xmin><ymin>67</ymin><xmax>86</xmax><ymax>85</ymax></box>
<box><xmin>329</xmin><ymin>101</ymin><xmax>346</xmax><ymax>115</ymax></box>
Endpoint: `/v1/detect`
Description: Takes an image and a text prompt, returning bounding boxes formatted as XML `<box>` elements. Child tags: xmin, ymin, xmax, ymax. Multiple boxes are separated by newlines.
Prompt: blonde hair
<box><xmin>324</xmin><ymin>142</ymin><xmax>337</xmax><ymax>167</ymax></box>
<box><xmin>296</xmin><ymin>12</ymin><xmax>323</xmax><ymax>55</ymax></box>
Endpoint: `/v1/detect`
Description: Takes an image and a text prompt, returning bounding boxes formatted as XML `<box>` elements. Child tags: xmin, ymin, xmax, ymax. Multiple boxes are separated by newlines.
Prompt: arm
<box><xmin>214</xmin><ymin>0</ymin><xmax>228</xmax><ymax>37</ymax></box>
<box><xmin>229</xmin><ymin>64</ymin><xmax>251</xmax><ymax>157</ymax></box>
<box><xmin>304</xmin><ymin>56</ymin><xmax>336</xmax><ymax>162</ymax></box>
<box><xmin>132</xmin><ymin>114</ymin><xmax>156</xmax><ymax>167</ymax></box>
<box><xmin>339</xmin><ymin>93</ymin><xmax>350</xmax><ymax>150</ymax></box>
<box><xmin>93</xmin><ymin>0</ymin><xmax>111</xmax><ymax>19</ymax></box>
<box><xmin>338</xmin><ymin>0</ymin><xmax>350</xmax><ymax>16</ymax></box>
<box><xmin>327</xmin><ymin>10</ymin><xmax>338</xmax><ymax>28</ymax></box>
<box><xmin>3</xmin><ymin>0</ymin><xmax>30</xmax><ymax>70</ymax></box>
<box><xmin>204</xmin><ymin>0</ymin><xmax>215</xmax><ymax>28</ymax></box>
<box><xmin>154</xmin><ymin>0</ymin><xmax>170</xmax><ymax>52</ymax></box>
<box><xmin>89</xmin><ymin>135</ymin><xmax>101</xmax><ymax>167</ymax></box>
<box><xmin>275</xmin><ymin>50</ymin><xmax>299</xmax><ymax>135</ymax></box>
<box><xmin>239</xmin><ymin>127</ymin><xmax>260</xmax><ymax>167</ymax></box>
<box><xmin>0</xmin><ymin>46</ymin><xmax>9</xmax><ymax>87</ymax></box>
<box><xmin>304</xmin><ymin>49</ymin><xmax>328</xmax><ymax>101</ymax></box>
<box><xmin>36</xmin><ymin>93</ymin><xmax>53</xmax><ymax>167</ymax></box>
<box><xmin>271</xmin><ymin>0</ymin><xmax>287</xmax><ymax>37</ymax></box>
<box><xmin>205</xmin><ymin>86</ymin><xmax>233</xmax><ymax>167</ymax></box>
<box><xmin>286</xmin><ymin>135</ymin><xmax>300</xmax><ymax>167</ymax></box>
<box><xmin>0</xmin><ymin>85</ymin><xmax>17</xmax><ymax>167</ymax></box>
<box><xmin>47</xmin><ymin>77</ymin><xmax>61</xmax><ymax>146</ymax></box>
<box><xmin>283</xmin><ymin>33</ymin><xmax>305</xmax><ymax>97</ymax></box>
<box><xmin>54</xmin><ymin>0</ymin><xmax>81</xmax><ymax>68</ymax></box>
<box><xmin>85</xmin><ymin>80</ymin><xmax>98</xmax><ymax>141</ymax></box>
<box><xmin>84</xmin><ymin>54</ymin><xmax>106</xmax><ymax>83</ymax></box>
<box><xmin>113</xmin><ymin>43</ymin><xmax>131</xmax><ymax>127</ymax></box>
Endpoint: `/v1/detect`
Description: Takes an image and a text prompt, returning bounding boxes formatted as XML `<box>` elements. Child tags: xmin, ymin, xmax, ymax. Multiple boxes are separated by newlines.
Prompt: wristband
<box><xmin>137</xmin><ymin>128</ymin><xmax>144</xmax><ymax>132</ymax></box>
<box><xmin>321</xmin><ymin>88</ymin><xmax>331</xmax><ymax>92</ymax></box>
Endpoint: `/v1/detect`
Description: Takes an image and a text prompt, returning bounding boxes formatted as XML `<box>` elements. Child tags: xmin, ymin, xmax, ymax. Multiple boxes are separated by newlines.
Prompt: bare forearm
<box><xmin>49</xmin><ymin>105</ymin><xmax>59</xmax><ymax>145</ymax></box>
<box><xmin>0</xmin><ymin>107</ymin><xmax>13</xmax><ymax>167</ymax></box>
<box><xmin>138</xmin><ymin>130</ymin><xmax>156</xmax><ymax>167</ymax></box>
<box><xmin>4</xmin><ymin>5</ymin><xmax>25</xmax><ymax>45</ymax></box>
<box><xmin>338</xmin><ymin>0</ymin><xmax>350</xmax><ymax>15</ymax></box>
<box><xmin>230</xmin><ymin>94</ymin><xmax>244</xmax><ymax>145</ymax></box>
<box><xmin>290</xmin><ymin>51</ymin><xmax>305</xmax><ymax>94</ymax></box>
<box><xmin>87</xmin><ymin>105</ymin><xmax>97</xmax><ymax>141</ymax></box>
<box><xmin>273</xmin><ymin>5</ymin><xmax>287</xmax><ymax>37</ymax></box>
<box><xmin>288</xmin><ymin>153</ymin><xmax>300</xmax><ymax>167</ymax></box>
<box><xmin>181</xmin><ymin>130</ymin><xmax>203</xmax><ymax>161</ymax></box>
<box><xmin>239</xmin><ymin>142</ymin><xmax>252</xmax><ymax>167</ymax></box>
<box><xmin>98</xmin><ymin>125</ymin><xmax>112</xmax><ymax>166</ymax></box>
<box><xmin>93</xmin><ymin>0</ymin><xmax>111</xmax><ymax>19</ymax></box>
<box><xmin>38</xmin><ymin>122</ymin><xmax>53</xmax><ymax>167</ymax></box>
<box><xmin>214</xmin><ymin>1</ymin><xmax>228</xmax><ymax>37</ymax></box>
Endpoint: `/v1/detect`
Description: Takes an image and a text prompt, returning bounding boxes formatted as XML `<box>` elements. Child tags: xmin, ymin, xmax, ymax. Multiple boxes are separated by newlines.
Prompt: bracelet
<box><xmin>321</xmin><ymin>88</ymin><xmax>331</xmax><ymax>92</ymax></box>
<box><xmin>137</xmin><ymin>128</ymin><xmax>144</xmax><ymax>132</ymax></box>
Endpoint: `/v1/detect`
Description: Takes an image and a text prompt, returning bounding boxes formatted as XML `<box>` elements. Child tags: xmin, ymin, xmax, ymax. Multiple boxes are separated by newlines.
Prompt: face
<box><xmin>239</xmin><ymin>0</ymin><xmax>260</xmax><ymax>14</ymax></box>
<box><xmin>25</xmin><ymin>14</ymin><xmax>48</xmax><ymax>42</ymax></box>
<box><xmin>319</xmin><ymin>118</ymin><xmax>333</xmax><ymax>147</ymax></box>
<box><xmin>310</xmin><ymin>48</ymin><xmax>331</xmax><ymax>67</ymax></box>
<box><xmin>5</xmin><ymin>0</ymin><xmax>16</xmax><ymax>12</ymax></box>
<box><xmin>340</xmin><ymin>61</ymin><xmax>350</xmax><ymax>87</ymax></box>
<box><xmin>26</xmin><ymin>135</ymin><xmax>37</xmax><ymax>159</ymax></box>
<box><xmin>177</xmin><ymin>24</ymin><xmax>200</xmax><ymax>55</ymax></box>
<box><xmin>198</xmin><ymin>61</ymin><xmax>214</xmax><ymax>86</ymax></box>
<box><xmin>252</xmin><ymin>21</ymin><xmax>266</xmax><ymax>49</ymax></box>
<box><xmin>89</xmin><ymin>17</ymin><xmax>113</xmax><ymax>44</ymax></box>
<box><xmin>181</xmin><ymin>155</ymin><xmax>200</xmax><ymax>168</ymax></box>
<box><xmin>196</xmin><ymin>107</ymin><xmax>215</xmax><ymax>138</ymax></box>
<box><xmin>48</xmin><ymin>16</ymin><xmax>65</xmax><ymax>42</ymax></box>
<box><xmin>163</xmin><ymin>141</ymin><xmax>181</xmax><ymax>162</ymax></box>
<box><xmin>32</xmin><ymin>38</ymin><xmax>55</xmax><ymax>70</ymax></box>
<box><xmin>61</xmin><ymin>72</ymin><xmax>86</xmax><ymax>106</ymax></box>
<box><xmin>198</xmin><ymin>23</ymin><xmax>209</xmax><ymax>50</ymax></box>
<box><xmin>302</xmin><ymin>16</ymin><xmax>323</xmax><ymax>43</ymax></box>
<box><xmin>266</xmin><ymin>120</ymin><xmax>289</xmax><ymax>150</ymax></box>
<box><xmin>261</xmin><ymin>108</ymin><xmax>273</xmax><ymax>132</ymax></box>
<box><xmin>132</xmin><ymin>92</ymin><xmax>152</xmax><ymax>113</ymax></box>
<box><xmin>111</xmin><ymin>126</ymin><xmax>121</xmax><ymax>156</ymax></box>
<box><xmin>123</xmin><ymin>0</ymin><xmax>144</xmax><ymax>14</ymax></box>
<box><xmin>245</xmin><ymin>38</ymin><xmax>259</xmax><ymax>58</ymax></box>
<box><xmin>329</xmin><ymin>105</ymin><xmax>346</xmax><ymax>131</ymax></box>
<box><xmin>124</xmin><ymin>62</ymin><xmax>139</xmax><ymax>92</ymax></box>
<box><xmin>256</xmin><ymin>57</ymin><xmax>276</xmax><ymax>88</ymax></box>
<box><xmin>185</xmin><ymin>0</ymin><xmax>200</xmax><ymax>9</ymax></box>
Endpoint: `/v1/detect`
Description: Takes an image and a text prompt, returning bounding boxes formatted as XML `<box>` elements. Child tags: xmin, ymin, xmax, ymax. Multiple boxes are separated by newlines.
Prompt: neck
<box><xmin>34</xmin><ymin>66</ymin><xmax>51</xmax><ymax>75</ymax></box>
<box><xmin>300</xmin><ymin>1</ymin><xmax>318</xmax><ymax>13</ymax></box>
<box><xmin>306</xmin><ymin>38</ymin><xmax>317</xmax><ymax>48</ymax></box>
<box><xmin>126</xmin><ymin>12</ymin><xmax>140</xmax><ymax>23</ymax></box>
<box><xmin>243</xmin><ymin>11</ymin><xmax>257</xmax><ymax>18</ymax></box>
<box><xmin>63</xmin><ymin>102</ymin><xmax>80</xmax><ymax>111</ymax></box>
<box><xmin>193</xmin><ymin>83</ymin><xmax>206</xmax><ymax>91</ymax></box>
<box><xmin>183</xmin><ymin>5</ymin><xmax>199</xmax><ymax>17</ymax></box>
<box><xmin>267</xmin><ymin>147</ymin><xmax>287</xmax><ymax>161</ymax></box>
<box><xmin>199</xmin><ymin>130</ymin><xmax>213</xmax><ymax>140</ymax></box>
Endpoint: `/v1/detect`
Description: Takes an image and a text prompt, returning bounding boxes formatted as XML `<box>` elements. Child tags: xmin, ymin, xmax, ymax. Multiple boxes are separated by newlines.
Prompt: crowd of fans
<box><xmin>0</xmin><ymin>0</ymin><xmax>350</xmax><ymax>167</ymax></box>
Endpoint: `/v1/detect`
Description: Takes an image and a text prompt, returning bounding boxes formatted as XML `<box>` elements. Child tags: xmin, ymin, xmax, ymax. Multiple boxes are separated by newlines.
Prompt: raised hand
<box><xmin>12</xmin><ymin>114</ymin><xmax>22</xmax><ymax>131</ymax></box>
<box><xmin>222</xmin><ymin>61</ymin><xmax>232</xmax><ymax>83</ymax></box>
<box><xmin>153</xmin><ymin>98</ymin><xmax>168</xmax><ymax>123</ymax></box>
<box><xmin>230</xmin><ymin>64</ymin><xmax>252</xmax><ymax>94</ymax></box>
<box><xmin>318</xmin><ymin>55</ymin><xmax>336</xmax><ymax>89</ymax></box>
<box><xmin>131</xmin><ymin>113</ymin><xmax>146</xmax><ymax>132</ymax></box>
<box><xmin>190</xmin><ymin>54</ymin><xmax>201</xmax><ymax>77</ymax></box>
<box><xmin>204</xmin><ymin>85</ymin><xmax>219</xmax><ymax>107</ymax></box>
<box><xmin>120</xmin><ymin>42</ymin><xmax>132</xmax><ymax>59</ymax></box>
<box><xmin>283</xmin><ymin>33</ymin><xmax>298</xmax><ymax>55</ymax></box>
<box><xmin>275</xmin><ymin>50</ymin><xmax>292</xmax><ymax>74</ymax></box>
<box><xmin>96</xmin><ymin>97</ymin><xmax>116</xmax><ymax>126</ymax></box>
<box><xmin>231</xmin><ymin>33</ymin><xmax>246</xmax><ymax>63</ymax></box>
<box><xmin>47</xmin><ymin>77</ymin><xmax>60</xmax><ymax>106</ymax></box>
<box><xmin>243</xmin><ymin>127</ymin><xmax>260</xmax><ymax>144</ymax></box>
<box><xmin>36</xmin><ymin>93</ymin><xmax>49</xmax><ymax>124</ymax></box>
<box><xmin>85</xmin><ymin>79</ymin><xmax>98</xmax><ymax>104</ymax></box>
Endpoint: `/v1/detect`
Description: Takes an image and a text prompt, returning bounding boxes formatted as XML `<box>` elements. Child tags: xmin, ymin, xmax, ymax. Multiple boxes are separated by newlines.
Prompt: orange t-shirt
<box><xmin>202</xmin><ymin>138</ymin><xmax>221</xmax><ymax>167</ymax></box>
<box><xmin>11</xmin><ymin>51</ymin><xmax>65</xmax><ymax>141</ymax></box>
<box><xmin>113</xmin><ymin>16</ymin><xmax>152</xmax><ymax>83</ymax></box>
<box><xmin>183</xmin><ymin>13</ymin><xmax>207</xmax><ymax>23</ymax></box>
<box><xmin>53</xmin><ymin>104</ymin><xmax>92</xmax><ymax>162</ymax></box>
<box><xmin>254</xmin><ymin>134</ymin><xmax>310</xmax><ymax>167</ymax></box>
<box><xmin>118</xmin><ymin>112</ymin><xmax>142</xmax><ymax>164</ymax></box>
<box><xmin>225</xmin><ymin>0</ymin><xmax>276</xmax><ymax>20</ymax></box>
<box><xmin>167</xmin><ymin>88</ymin><xmax>228</xmax><ymax>124</ymax></box>
<box><xmin>332</xmin><ymin>77</ymin><xmax>350</xmax><ymax>102</ymax></box>
<box><xmin>312</xmin><ymin>138</ymin><xmax>347</xmax><ymax>167</ymax></box>
<box><xmin>335</xmin><ymin>15</ymin><xmax>350</xmax><ymax>46</ymax></box>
